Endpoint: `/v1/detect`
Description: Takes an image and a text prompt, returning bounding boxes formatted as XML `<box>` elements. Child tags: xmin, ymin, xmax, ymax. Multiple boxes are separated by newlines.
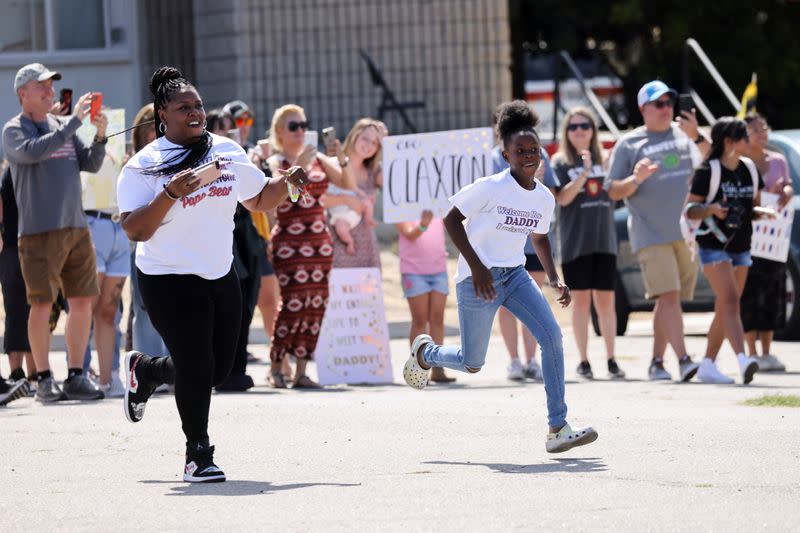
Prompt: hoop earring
<box><xmin>202</xmin><ymin>120</ymin><xmax>208</xmax><ymax>130</ymax></box>
<box><xmin>159</xmin><ymin>123</ymin><xmax>167</xmax><ymax>134</ymax></box>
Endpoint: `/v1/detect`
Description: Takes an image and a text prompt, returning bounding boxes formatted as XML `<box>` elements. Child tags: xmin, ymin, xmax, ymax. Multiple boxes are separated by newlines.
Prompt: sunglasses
<box><xmin>649</xmin><ymin>98</ymin><xmax>674</xmax><ymax>109</ymax></box>
<box><xmin>287</xmin><ymin>120</ymin><xmax>310</xmax><ymax>132</ymax></box>
<box><xmin>235</xmin><ymin>116</ymin><xmax>253</xmax><ymax>127</ymax></box>
<box><xmin>567</xmin><ymin>122</ymin><xmax>592</xmax><ymax>132</ymax></box>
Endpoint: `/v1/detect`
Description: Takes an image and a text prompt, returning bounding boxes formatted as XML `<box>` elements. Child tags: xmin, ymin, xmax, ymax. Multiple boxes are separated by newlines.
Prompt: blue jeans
<box><xmin>421</xmin><ymin>266</ymin><xmax>567</xmax><ymax>428</ymax></box>
<box><xmin>697</xmin><ymin>247</ymin><xmax>752</xmax><ymax>267</ymax></box>
<box><xmin>130</xmin><ymin>250</ymin><xmax>170</xmax><ymax>356</ymax></box>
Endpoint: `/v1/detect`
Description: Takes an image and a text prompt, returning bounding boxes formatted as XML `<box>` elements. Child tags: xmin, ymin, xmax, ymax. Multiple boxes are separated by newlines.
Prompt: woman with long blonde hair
<box><xmin>552</xmin><ymin>107</ymin><xmax>624</xmax><ymax>380</ymax></box>
<box><xmin>266</xmin><ymin>104</ymin><xmax>354</xmax><ymax>388</ymax></box>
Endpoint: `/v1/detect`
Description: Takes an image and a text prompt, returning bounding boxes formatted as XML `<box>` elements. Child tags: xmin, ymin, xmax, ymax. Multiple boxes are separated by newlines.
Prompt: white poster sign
<box><xmin>315</xmin><ymin>268</ymin><xmax>393</xmax><ymax>385</ymax></box>
<box><xmin>751</xmin><ymin>192</ymin><xmax>794</xmax><ymax>263</ymax></box>
<box><xmin>77</xmin><ymin>109</ymin><xmax>126</xmax><ymax>210</ymax></box>
<box><xmin>381</xmin><ymin>127</ymin><xmax>493</xmax><ymax>223</ymax></box>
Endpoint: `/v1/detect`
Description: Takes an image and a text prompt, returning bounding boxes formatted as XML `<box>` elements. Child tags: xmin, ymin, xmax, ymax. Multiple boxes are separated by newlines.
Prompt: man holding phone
<box><xmin>606</xmin><ymin>80</ymin><xmax>710</xmax><ymax>382</ymax></box>
<box><xmin>2</xmin><ymin>63</ymin><xmax>108</xmax><ymax>402</ymax></box>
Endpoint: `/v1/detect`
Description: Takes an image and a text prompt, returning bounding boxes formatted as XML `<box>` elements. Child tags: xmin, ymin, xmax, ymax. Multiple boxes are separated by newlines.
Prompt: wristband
<box><xmin>694</xmin><ymin>134</ymin><xmax>706</xmax><ymax>144</ymax></box>
<box><xmin>163</xmin><ymin>183</ymin><xmax>180</xmax><ymax>201</ymax></box>
<box><xmin>418</xmin><ymin>224</ymin><xmax>428</xmax><ymax>232</ymax></box>
<box><xmin>94</xmin><ymin>135</ymin><xmax>108</xmax><ymax>145</ymax></box>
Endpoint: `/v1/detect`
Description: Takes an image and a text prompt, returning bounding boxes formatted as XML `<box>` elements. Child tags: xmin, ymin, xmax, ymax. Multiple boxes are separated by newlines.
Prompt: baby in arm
<box><xmin>326</xmin><ymin>183</ymin><xmax>377</xmax><ymax>254</ymax></box>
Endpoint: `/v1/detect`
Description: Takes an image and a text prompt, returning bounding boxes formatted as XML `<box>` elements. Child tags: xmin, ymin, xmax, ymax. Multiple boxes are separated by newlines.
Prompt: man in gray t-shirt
<box><xmin>2</xmin><ymin>63</ymin><xmax>108</xmax><ymax>402</ymax></box>
<box><xmin>605</xmin><ymin>80</ymin><xmax>709</xmax><ymax>382</ymax></box>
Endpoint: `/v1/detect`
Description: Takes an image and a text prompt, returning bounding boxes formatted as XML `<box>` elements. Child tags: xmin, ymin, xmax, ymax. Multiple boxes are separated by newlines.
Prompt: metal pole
<box><xmin>558</xmin><ymin>50</ymin><xmax>620</xmax><ymax>138</ymax></box>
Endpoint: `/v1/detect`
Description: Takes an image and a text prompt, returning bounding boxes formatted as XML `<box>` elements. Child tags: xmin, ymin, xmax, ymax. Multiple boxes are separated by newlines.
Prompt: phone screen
<box><xmin>304</xmin><ymin>130</ymin><xmax>318</xmax><ymax>148</ymax></box>
<box><xmin>60</xmin><ymin>88</ymin><xmax>73</xmax><ymax>115</ymax></box>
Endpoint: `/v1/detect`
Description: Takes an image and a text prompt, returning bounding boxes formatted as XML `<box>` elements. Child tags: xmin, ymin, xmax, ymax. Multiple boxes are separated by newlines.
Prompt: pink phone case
<box><xmin>194</xmin><ymin>160</ymin><xmax>222</xmax><ymax>187</ymax></box>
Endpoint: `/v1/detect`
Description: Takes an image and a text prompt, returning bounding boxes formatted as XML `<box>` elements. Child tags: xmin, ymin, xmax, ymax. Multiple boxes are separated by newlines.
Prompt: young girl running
<box><xmin>403</xmin><ymin>100</ymin><xmax>598</xmax><ymax>453</ymax></box>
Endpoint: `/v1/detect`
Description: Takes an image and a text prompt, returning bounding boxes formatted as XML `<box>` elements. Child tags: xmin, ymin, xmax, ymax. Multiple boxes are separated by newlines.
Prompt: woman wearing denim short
<box><xmin>402</xmin><ymin>101</ymin><xmax>597</xmax><ymax>453</ymax></box>
<box><xmin>685</xmin><ymin>117</ymin><xmax>765</xmax><ymax>385</ymax></box>
<box><xmin>395</xmin><ymin>209</ymin><xmax>454</xmax><ymax>384</ymax></box>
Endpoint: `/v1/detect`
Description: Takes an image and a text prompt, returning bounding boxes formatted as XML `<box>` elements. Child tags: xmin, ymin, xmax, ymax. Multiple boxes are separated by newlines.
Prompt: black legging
<box><xmin>137</xmin><ymin>267</ymin><xmax>242</xmax><ymax>444</ymax></box>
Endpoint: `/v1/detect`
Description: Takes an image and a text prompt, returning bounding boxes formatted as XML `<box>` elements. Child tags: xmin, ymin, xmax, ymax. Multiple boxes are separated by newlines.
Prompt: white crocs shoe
<box><xmin>546</xmin><ymin>423</ymin><xmax>598</xmax><ymax>453</ymax></box>
<box><xmin>403</xmin><ymin>334</ymin><xmax>432</xmax><ymax>390</ymax></box>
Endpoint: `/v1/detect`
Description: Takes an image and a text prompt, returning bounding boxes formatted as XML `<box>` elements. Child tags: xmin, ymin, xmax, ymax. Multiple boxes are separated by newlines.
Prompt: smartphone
<box><xmin>677</xmin><ymin>94</ymin><xmax>694</xmax><ymax>116</ymax></box>
<box><xmin>322</xmin><ymin>126</ymin><xmax>336</xmax><ymax>148</ymax></box>
<box><xmin>193</xmin><ymin>159</ymin><xmax>222</xmax><ymax>187</ymax></box>
<box><xmin>90</xmin><ymin>92</ymin><xmax>102</xmax><ymax>120</ymax></box>
<box><xmin>304</xmin><ymin>130</ymin><xmax>318</xmax><ymax>149</ymax></box>
<box><xmin>257</xmin><ymin>138</ymin><xmax>271</xmax><ymax>157</ymax></box>
<box><xmin>227</xmin><ymin>128</ymin><xmax>242</xmax><ymax>145</ymax></box>
<box><xmin>59</xmin><ymin>88</ymin><xmax>73</xmax><ymax>115</ymax></box>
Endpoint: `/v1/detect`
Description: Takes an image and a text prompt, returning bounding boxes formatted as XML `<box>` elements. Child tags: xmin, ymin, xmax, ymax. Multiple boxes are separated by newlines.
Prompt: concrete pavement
<box><xmin>1</xmin><ymin>314</ymin><xmax>799</xmax><ymax>532</ymax></box>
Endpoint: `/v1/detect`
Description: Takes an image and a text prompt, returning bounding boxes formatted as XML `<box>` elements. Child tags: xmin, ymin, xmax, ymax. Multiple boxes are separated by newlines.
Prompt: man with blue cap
<box><xmin>605</xmin><ymin>80</ymin><xmax>710</xmax><ymax>382</ymax></box>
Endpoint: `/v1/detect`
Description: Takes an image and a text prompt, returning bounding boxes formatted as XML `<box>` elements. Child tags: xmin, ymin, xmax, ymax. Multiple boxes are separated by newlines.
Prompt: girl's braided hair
<box><xmin>142</xmin><ymin>66</ymin><xmax>212</xmax><ymax>177</ymax></box>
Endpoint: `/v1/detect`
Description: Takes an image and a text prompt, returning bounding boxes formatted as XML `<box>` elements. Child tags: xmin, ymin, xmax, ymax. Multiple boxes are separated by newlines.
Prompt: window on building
<box><xmin>0</xmin><ymin>0</ymin><xmax>126</xmax><ymax>54</ymax></box>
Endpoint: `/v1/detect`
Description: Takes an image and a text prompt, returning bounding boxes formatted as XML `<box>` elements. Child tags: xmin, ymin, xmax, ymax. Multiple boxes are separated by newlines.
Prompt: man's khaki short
<box><xmin>635</xmin><ymin>240</ymin><xmax>698</xmax><ymax>300</ymax></box>
<box><xmin>18</xmin><ymin>228</ymin><xmax>99</xmax><ymax>305</ymax></box>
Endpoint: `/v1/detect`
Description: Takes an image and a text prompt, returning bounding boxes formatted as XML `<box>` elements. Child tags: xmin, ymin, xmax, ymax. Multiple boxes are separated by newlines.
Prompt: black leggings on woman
<box><xmin>137</xmin><ymin>267</ymin><xmax>242</xmax><ymax>444</ymax></box>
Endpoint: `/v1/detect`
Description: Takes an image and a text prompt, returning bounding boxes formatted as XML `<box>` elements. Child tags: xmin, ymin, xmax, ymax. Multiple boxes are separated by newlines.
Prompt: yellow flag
<box><xmin>737</xmin><ymin>73</ymin><xmax>757</xmax><ymax>119</ymax></box>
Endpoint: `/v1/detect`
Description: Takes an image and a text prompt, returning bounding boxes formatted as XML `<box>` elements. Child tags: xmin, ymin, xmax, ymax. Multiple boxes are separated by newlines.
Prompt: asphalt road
<box><xmin>2</xmin><ymin>314</ymin><xmax>798</xmax><ymax>532</ymax></box>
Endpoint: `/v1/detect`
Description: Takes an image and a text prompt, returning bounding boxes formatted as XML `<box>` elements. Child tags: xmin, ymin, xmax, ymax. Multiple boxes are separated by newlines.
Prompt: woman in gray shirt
<box><xmin>552</xmin><ymin>108</ymin><xmax>624</xmax><ymax>380</ymax></box>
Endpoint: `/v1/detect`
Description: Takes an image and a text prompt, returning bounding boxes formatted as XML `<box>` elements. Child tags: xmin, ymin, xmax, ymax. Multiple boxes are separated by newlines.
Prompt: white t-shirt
<box><xmin>450</xmin><ymin>168</ymin><xmax>555</xmax><ymax>283</ymax></box>
<box><xmin>117</xmin><ymin>133</ymin><xmax>267</xmax><ymax>279</ymax></box>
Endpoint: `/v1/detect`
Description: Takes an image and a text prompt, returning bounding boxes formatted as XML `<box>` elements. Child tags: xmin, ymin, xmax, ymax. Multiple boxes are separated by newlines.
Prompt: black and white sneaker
<box><xmin>0</xmin><ymin>379</ymin><xmax>30</xmax><ymax>407</ymax></box>
<box><xmin>184</xmin><ymin>445</ymin><xmax>226</xmax><ymax>483</ymax></box>
<box><xmin>124</xmin><ymin>351</ymin><xmax>159</xmax><ymax>423</ymax></box>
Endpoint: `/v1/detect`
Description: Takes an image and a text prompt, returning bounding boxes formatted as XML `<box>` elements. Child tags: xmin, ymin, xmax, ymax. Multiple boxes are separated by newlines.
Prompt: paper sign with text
<box><xmin>315</xmin><ymin>268</ymin><xmax>393</xmax><ymax>385</ymax></box>
<box><xmin>751</xmin><ymin>192</ymin><xmax>794</xmax><ymax>263</ymax></box>
<box><xmin>77</xmin><ymin>109</ymin><xmax>125</xmax><ymax>210</ymax></box>
<box><xmin>381</xmin><ymin>127</ymin><xmax>493</xmax><ymax>223</ymax></box>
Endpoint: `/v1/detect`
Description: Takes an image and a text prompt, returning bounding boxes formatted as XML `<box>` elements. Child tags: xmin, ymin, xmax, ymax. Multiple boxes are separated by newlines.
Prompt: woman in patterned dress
<box><xmin>266</xmin><ymin>104</ymin><xmax>354</xmax><ymax>388</ymax></box>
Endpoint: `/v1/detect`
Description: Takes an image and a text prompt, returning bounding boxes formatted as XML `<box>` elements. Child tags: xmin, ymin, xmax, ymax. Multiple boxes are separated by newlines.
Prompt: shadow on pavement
<box><xmin>423</xmin><ymin>457</ymin><xmax>607</xmax><ymax>474</ymax></box>
<box><xmin>139</xmin><ymin>480</ymin><xmax>361</xmax><ymax>496</ymax></box>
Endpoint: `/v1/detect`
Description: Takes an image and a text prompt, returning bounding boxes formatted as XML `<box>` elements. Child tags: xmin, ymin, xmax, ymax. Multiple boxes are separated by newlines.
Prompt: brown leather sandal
<box><xmin>292</xmin><ymin>375</ymin><xmax>321</xmax><ymax>389</ymax></box>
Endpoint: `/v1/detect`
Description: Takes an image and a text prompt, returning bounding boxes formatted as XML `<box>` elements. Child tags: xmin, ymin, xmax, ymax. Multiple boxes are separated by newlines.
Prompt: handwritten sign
<box><xmin>77</xmin><ymin>109</ymin><xmax>125</xmax><ymax>210</ymax></box>
<box><xmin>751</xmin><ymin>192</ymin><xmax>794</xmax><ymax>263</ymax></box>
<box><xmin>315</xmin><ymin>268</ymin><xmax>393</xmax><ymax>385</ymax></box>
<box><xmin>382</xmin><ymin>127</ymin><xmax>493</xmax><ymax>223</ymax></box>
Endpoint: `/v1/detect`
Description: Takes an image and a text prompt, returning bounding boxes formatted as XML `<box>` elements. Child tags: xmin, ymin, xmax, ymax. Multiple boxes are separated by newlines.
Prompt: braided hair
<box><xmin>142</xmin><ymin>66</ymin><xmax>212</xmax><ymax>177</ymax></box>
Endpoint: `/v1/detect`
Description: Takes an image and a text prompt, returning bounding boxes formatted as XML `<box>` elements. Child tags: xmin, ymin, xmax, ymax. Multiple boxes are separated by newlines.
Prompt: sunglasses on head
<box><xmin>567</xmin><ymin>122</ymin><xmax>592</xmax><ymax>132</ymax></box>
<box><xmin>649</xmin><ymin>98</ymin><xmax>674</xmax><ymax>109</ymax></box>
<box><xmin>287</xmin><ymin>120</ymin><xmax>309</xmax><ymax>132</ymax></box>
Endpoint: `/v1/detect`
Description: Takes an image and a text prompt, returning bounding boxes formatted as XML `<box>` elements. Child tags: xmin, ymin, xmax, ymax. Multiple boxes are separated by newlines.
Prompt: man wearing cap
<box><xmin>2</xmin><ymin>63</ymin><xmax>108</xmax><ymax>402</ymax></box>
<box><xmin>605</xmin><ymin>80</ymin><xmax>710</xmax><ymax>382</ymax></box>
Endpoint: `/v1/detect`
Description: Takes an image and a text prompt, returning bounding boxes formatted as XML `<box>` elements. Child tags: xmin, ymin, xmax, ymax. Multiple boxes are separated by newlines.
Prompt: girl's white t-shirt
<box><xmin>450</xmin><ymin>168</ymin><xmax>555</xmax><ymax>283</ymax></box>
<box><xmin>117</xmin><ymin>133</ymin><xmax>267</xmax><ymax>279</ymax></box>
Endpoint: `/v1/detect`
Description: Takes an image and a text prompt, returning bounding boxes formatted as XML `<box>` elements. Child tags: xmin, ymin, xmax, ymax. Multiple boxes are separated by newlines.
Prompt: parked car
<box><xmin>592</xmin><ymin>129</ymin><xmax>800</xmax><ymax>340</ymax></box>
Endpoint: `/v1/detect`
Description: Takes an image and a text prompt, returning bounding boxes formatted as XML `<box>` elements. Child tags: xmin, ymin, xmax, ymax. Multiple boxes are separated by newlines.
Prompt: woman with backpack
<box><xmin>685</xmin><ymin>117</ymin><xmax>765</xmax><ymax>385</ymax></box>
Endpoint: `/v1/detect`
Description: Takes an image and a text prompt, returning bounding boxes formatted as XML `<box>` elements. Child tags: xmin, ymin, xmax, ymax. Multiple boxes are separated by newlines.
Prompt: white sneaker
<box><xmin>403</xmin><ymin>334</ymin><xmax>432</xmax><ymax>390</ymax></box>
<box><xmin>525</xmin><ymin>359</ymin><xmax>543</xmax><ymax>381</ymax></box>
<box><xmin>738</xmin><ymin>354</ymin><xmax>759</xmax><ymax>385</ymax></box>
<box><xmin>546</xmin><ymin>423</ymin><xmax>598</xmax><ymax>453</ymax></box>
<box><xmin>507</xmin><ymin>359</ymin><xmax>525</xmax><ymax>381</ymax></box>
<box><xmin>696</xmin><ymin>358</ymin><xmax>734</xmax><ymax>384</ymax></box>
<box><xmin>100</xmin><ymin>373</ymin><xmax>126</xmax><ymax>398</ymax></box>
<box><xmin>757</xmin><ymin>354</ymin><xmax>786</xmax><ymax>372</ymax></box>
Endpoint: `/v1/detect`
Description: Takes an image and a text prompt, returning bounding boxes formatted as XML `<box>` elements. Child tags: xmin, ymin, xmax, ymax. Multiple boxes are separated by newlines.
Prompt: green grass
<box><xmin>741</xmin><ymin>394</ymin><xmax>800</xmax><ymax>408</ymax></box>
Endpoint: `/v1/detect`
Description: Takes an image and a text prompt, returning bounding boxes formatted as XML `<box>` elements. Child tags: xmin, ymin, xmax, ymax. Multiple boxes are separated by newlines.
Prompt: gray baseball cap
<box><xmin>14</xmin><ymin>63</ymin><xmax>61</xmax><ymax>91</ymax></box>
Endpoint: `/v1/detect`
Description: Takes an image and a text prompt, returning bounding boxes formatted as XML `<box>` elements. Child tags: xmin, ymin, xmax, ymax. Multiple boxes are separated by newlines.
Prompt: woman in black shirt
<box><xmin>685</xmin><ymin>117</ymin><xmax>765</xmax><ymax>385</ymax></box>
